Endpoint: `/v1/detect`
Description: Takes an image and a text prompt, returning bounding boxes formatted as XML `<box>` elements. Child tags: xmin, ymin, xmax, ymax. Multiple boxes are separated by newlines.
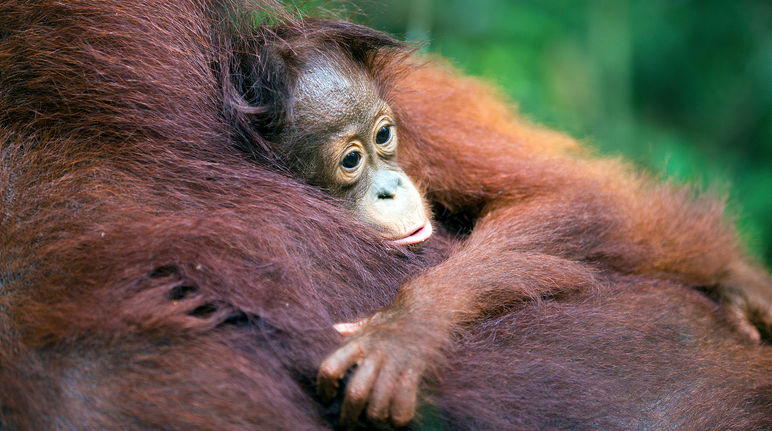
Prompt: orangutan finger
<box><xmin>365</xmin><ymin>361</ymin><xmax>398</xmax><ymax>422</ymax></box>
<box><xmin>746</xmin><ymin>300</ymin><xmax>772</xmax><ymax>332</ymax></box>
<box><xmin>317</xmin><ymin>341</ymin><xmax>363</xmax><ymax>403</ymax></box>
<box><xmin>725</xmin><ymin>303</ymin><xmax>761</xmax><ymax>344</ymax></box>
<box><xmin>760</xmin><ymin>305</ymin><xmax>772</xmax><ymax>328</ymax></box>
<box><xmin>747</xmin><ymin>290</ymin><xmax>772</xmax><ymax>329</ymax></box>
<box><xmin>333</xmin><ymin>317</ymin><xmax>369</xmax><ymax>336</ymax></box>
<box><xmin>391</xmin><ymin>367</ymin><xmax>421</xmax><ymax>427</ymax></box>
<box><xmin>340</xmin><ymin>355</ymin><xmax>381</xmax><ymax>430</ymax></box>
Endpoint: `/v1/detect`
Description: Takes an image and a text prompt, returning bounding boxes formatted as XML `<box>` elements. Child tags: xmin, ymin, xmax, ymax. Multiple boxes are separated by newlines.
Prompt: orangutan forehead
<box><xmin>291</xmin><ymin>54</ymin><xmax>383</xmax><ymax>129</ymax></box>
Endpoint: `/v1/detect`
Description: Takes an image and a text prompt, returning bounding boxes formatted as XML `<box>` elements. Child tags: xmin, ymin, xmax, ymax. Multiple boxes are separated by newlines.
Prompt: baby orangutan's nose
<box><xmin>372</xmin><ymin>170</ymin><xmax>402</xmax><ymax>200</ymax></box>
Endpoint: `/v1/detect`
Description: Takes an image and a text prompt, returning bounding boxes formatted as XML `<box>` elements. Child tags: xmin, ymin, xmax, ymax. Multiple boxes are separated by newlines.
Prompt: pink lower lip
<box><xmin>391</xmin><ymin>220</ymin><xmax>433</xmax><ymax>246</ymax></box>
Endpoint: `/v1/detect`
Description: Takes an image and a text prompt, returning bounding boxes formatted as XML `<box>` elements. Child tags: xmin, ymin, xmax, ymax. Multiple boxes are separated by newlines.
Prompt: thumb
<box><xmin>333</xmin><ymin>317</ymin><xmax>370</xmax><ymax>336</ymax></box>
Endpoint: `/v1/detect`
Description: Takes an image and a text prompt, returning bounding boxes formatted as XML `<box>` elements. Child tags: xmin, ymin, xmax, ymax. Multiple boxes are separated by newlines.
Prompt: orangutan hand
<box><xmin>318</xmin><ymin>311</ymin><xmax>444</xmax><ymax>429</ymax></box>
<box><xmin>718</xmin><ymin>261</ymin><xmax>772</xmax><ymax>343</ymax></box>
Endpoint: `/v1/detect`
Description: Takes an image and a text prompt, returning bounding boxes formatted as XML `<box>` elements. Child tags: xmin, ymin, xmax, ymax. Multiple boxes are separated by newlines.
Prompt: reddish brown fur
<box><xmin>236</xmin><ymin>16</ymin><xmax>772</xmax><ymax>427</ymax></box>
<box><xmin>0</xmin><ymin>1</ymin><xmax>770</xmax><ymax>430</ymax></box>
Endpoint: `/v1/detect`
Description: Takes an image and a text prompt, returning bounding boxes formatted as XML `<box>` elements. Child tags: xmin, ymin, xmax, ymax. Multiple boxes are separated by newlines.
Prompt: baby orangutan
<box><xmin>232</xmin><ymin>20</ymin><xmax>772</xmax><ymax>429</ymax></box>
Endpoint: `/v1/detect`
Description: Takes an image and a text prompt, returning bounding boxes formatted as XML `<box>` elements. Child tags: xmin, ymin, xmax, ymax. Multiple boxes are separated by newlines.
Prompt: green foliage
<box><xmin>349</xmin><ymin>0</ymin><xmax>772</xmax><ymax>265</ymax></box>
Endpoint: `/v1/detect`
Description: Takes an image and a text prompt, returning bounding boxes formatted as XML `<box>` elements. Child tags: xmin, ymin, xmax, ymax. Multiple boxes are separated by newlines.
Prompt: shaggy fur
<box><xmin>224</xmin><ymin>10</ymin><xmax>771</xmax><ymax>427</ymax></box>
<box><xmin>0</xmin><ymin>1</ymin><xmax>770</xmax><ymax>430</ymax></box>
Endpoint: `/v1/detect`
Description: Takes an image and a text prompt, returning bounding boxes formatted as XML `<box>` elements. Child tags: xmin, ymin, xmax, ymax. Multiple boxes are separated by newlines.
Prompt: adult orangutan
<box><xmin>0</xmin><ymin>1</ymin><xmax>770</xmax><ymax>430</ymax></box>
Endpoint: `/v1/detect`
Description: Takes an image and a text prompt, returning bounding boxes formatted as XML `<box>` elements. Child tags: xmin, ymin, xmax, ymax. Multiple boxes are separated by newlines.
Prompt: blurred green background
<box><xmin>336</xmin><ymin>0</ymin><xmax>772</xmax><ymax>265</ymax></box>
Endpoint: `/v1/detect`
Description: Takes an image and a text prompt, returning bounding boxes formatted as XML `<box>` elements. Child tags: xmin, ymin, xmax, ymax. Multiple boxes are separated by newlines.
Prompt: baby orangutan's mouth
<box><xmin>391</xmin><ymin>219</ymin><xmax>433</xmax><ymax>246</ymax></box>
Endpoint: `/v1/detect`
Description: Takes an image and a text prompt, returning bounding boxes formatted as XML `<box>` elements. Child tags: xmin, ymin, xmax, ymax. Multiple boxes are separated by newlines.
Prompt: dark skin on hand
<box><xmin>252</xmin><ymin>29</ymin><xmax>772</xmax><ymax>429</ymax></box>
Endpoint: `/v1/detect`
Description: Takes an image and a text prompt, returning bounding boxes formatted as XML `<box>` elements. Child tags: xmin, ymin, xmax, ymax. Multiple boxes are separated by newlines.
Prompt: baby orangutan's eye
<box><xmin>375</xmin><ymin>125</ymin><xmax>393</xmax><ymax>145</ymax></box>
<box><xmin>341</xmin><ymin>151</ymin><xmax>362</xmax><ymax>170</ymax></box>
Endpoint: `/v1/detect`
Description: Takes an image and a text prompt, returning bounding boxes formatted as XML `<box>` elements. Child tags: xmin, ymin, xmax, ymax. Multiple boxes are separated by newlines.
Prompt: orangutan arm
<box><xmin>394</xmin><ymin>61</ymin><xmax>772</xmax><ymax>340</ymax></box>
<box><xmin>317</xmin><ymin>216</ymin><xmax>598</xmax><ymax>428</ymax></box>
